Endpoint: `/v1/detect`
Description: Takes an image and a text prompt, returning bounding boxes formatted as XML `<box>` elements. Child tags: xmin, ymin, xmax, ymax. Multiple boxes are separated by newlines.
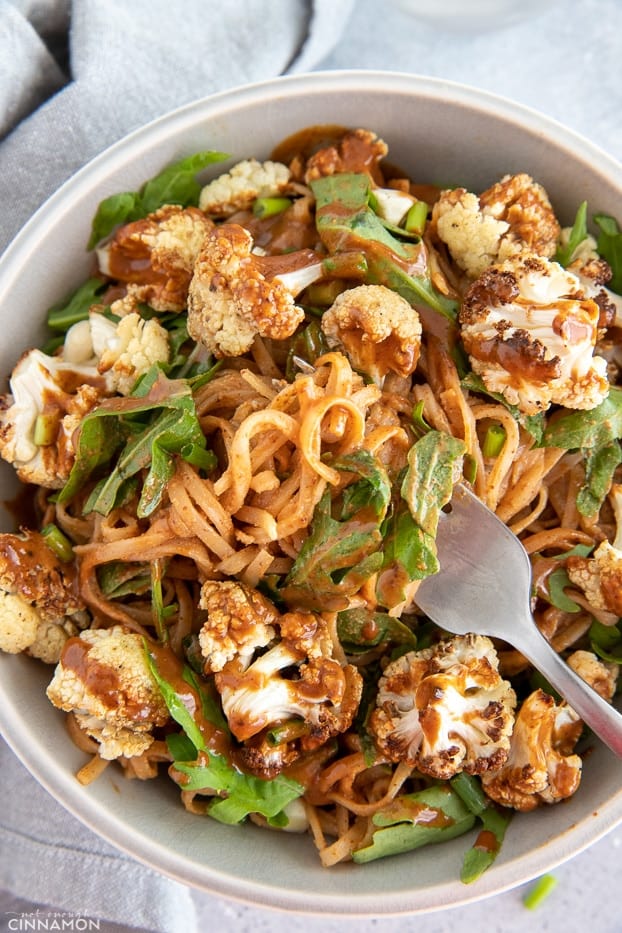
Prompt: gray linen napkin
<box><xmin>0</xmin><ymin>1</ymin><xmax>354</xmax><ymax>929</ymax></box>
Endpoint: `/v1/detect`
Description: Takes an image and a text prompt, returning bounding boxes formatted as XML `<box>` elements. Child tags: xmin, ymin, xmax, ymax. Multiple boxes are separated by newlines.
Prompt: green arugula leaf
<box><xmin>376</xmin><ymin>502</ymin><xmax>440</xmax><ymax>608</ymax></box>
<box><xmin>144</xmin><ymin>644</ymin><xmax>206</xmax><ymax>753</ymax></box>
<box><xmin>540</xmin><ymin>386</ymin><xmax>622</xmax><ymax>450</ymax></box>
<box><xmin>554</xmin><ymin>201</ymin><xmax>588</xmax><ymax>267</ymax></box>
<box><xmin>576</xmin><ymin>441</ymin><xmax>622</xmax><ymax>517</ymax></box>
<box><xmin>311</xmin><ymin>173</ymin><xmax>458</xmax><ymax>320</ymax></box>
<box><xmin>353</xmin><ymin>785</ymin><xmax>475</xmax><ymax>864</ymax></box>
<box><xmin>547</xmin><ymin>567</ymin><xmax>582</xmax><ymax>613</ymax></box>
<box><xmin>400</xmin><ymin>430</ymin><xmax>466</xmax><ymax>536</ymax></box>
<box><xmin>336</xmin><ymin>607</ymin><xmax>417</xmax><ymax>652</ymax></box>
<box><xmin>61</xmin><ymin>370</ymin><xmax>209</xmax><ymax>518</ymax></box>
<box><xmin>87</xmin><ymin>150</ymin><xmax>228</xmax><ymax>248</ymax></box>
<box><xmin>594</xmin><ymin>213</ymin><xmax>622</xmax><ymax>294</ymax></box>
<box><xmin>47</xmin><ymin>277</ymin><xmax>109</xmax><ymax>332</ymax></box>
<box><xmin>589</xmin><ymin>618</ymin><xmax>622</xmax><ymax>663</ymax></box>
<box><xmin>280</xmin><ymin>452</ymin><xmax>390</xmax><ymax>610</ymax></box>
<box><xmin>97</xmin><ymin>561</ymin><xmax>151</xmax><ymax>598</ymax></box>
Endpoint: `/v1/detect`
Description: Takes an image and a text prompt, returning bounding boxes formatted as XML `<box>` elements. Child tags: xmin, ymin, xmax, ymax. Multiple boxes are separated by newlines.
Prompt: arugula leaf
<box><xmin>547</xmin><ymin>567</ymin><xmax>582</xmax><ymax>613</ymax></box>
<box><xmin>401</xmin><ymin>430</ymin><xmax>466</xmax><ymax>537</ymax></box>
<box><xmin>88</xmin><ymin>150</ymin><xmax>228</xmax><ymax>248</ymax></box>
<box><xmin>353</xmin><ymin>785</ymin><xmax>476</xmax><ymax>863</ymax></box>
<box><xmin>576</xmin><ymin>441</ymin><xmax>622</xmax><ymax>517</ymax></box>
<box><xmin>145</xmin><ymin>644</ymin><xmax>303</xmax><ymax>826</ymax></box>
<box><xmin>311</xmin><ymin>173</ymin><xmax>458</xmax><ymax>320</ymax></box>
<box><xmin>47</xmin><ymin>277</ymin><xmax>109</xmax><ymax>332</ymax></box>
<box><xmin>336</xmin><ymin>607</ymin><xmax>417</xmax><ymax>652</ymax></box>
<box><xmin>376</xmin><ymin>502</ymin><xmax>440</xmax><ymax>608</ymax></box>
<box><xmin>280</xmin><ymin>452</ymin><xmax>390</xmax><ymax>610</ymax></box>
<box><xmin>540</xmin><ymin>386</ymin><xmax>622</xmax><ymax>450</ymax></box>
<box><xmin>594</xmin><ymin>213</ymin><xmax>622</xmax><ymax>294</ymax></box>
<box><xmin>589</xmin><ymin>618</ymin><xmax>622</xmax><ymax>663</ymax></box>
<box><xmin>554</xmin><ymin>201</ymin><xmax>588</xmax><ymax>267</ymax></box>
<box><xmin>97</xmin><ymin>561</ymin><xmax>151</xmax><ymax>598</ymax></box>
<box><xmin>60</xmin><ymin>369</ymin><xmax>209</xmax><ymax>517</ymax></box>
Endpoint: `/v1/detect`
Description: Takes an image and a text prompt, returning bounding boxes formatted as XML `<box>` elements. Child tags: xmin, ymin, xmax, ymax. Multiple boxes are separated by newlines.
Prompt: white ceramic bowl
<box><xmin>1</xmin><ymin>71</ymin><xmax>621</xmax><ymax>916</ymax></box>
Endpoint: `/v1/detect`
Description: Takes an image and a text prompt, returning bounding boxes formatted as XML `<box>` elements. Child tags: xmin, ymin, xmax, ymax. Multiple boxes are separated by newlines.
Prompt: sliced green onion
<box><xmin>304</xmin><ymin>280</ymin><xmax>346</xmax><ymax>307</ymax></box>
<box><xmin>463</xmin><ymin>453</ymin><xmax>478</xmax><ymax>485</ymax></box>
<box><xmin>404</xmin><ymin>200</ymin><xmax>429</xmax><ymax>234</ymax></box>
<box><xmin>450</xmin><ymin>772</ymin><xmax>487</xmax><ymax>815</ymax></box>
<box><xmin>151</xmin><ymin>559</ymin><xmax>170</xmax><ymax>644</ymax></box>
<box><xmin>482</xmin><ymin>424</ymin><xmax>506</xmax><ymax>458</ymax></box>
<box><xmin>41</xmin><ymin>524</ymin><xmax>74</xmax><ymax>562</ymax></box>
<box><xmin>523</xmin><ymin>874</ymin><xmax>558</xmax><ymax>910</ymax></box>
<box><xmin>252</xmin><ymin>196</ymin><xmax>292</xmax><ymax>218</ymax></box>
<box><xmin>411</xmin><ymin>400</ymin><xmax>431</xmax><ymax>437</ymax></box>
<box><xmin>34</xmin><ymin>412</ymin><xmax>60</xmax><ymax>446</ymax></box>
<box><xmin>266</xmin><ymin>719</ymin><xmax>309</xmax><ymax>746</ymax></box>
<box><xmin>181</xmin><ymin>443</ymin><xmax>217</xmax><ymax>473</ymax></box>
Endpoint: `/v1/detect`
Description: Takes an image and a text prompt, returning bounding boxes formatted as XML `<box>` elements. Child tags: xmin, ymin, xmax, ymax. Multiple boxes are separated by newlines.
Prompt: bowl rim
<box><xmin>1</xmin><ymin>69</ymin><xmax>622</xmax><ymax>916</ymax></box>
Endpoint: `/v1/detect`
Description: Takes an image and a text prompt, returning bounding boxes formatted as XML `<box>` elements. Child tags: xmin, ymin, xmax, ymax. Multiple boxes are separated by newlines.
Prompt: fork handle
<box><xmin>515</xmin><ymin>618</ymin><xmax>622</xmax><ymax>759</ymax></box>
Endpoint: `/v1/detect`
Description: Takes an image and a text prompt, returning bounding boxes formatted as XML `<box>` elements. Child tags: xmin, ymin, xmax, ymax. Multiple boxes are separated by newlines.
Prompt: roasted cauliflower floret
<box><xmin>567</xmin><ymin>649</ymin><xmax>619</xmax><ymax>702</ymax></box>
<box><xmin>46</xmin><ymin>627</ymin><xmax>169</xmax><ymax>759</ymax></box>
<box><xmin>320</xmin><ymin>284</ymin><xmax>422</xmax><ymax>385</ymax></box>
<box><xmin>198</xmin><ymin>580</ymin><xmax>363</xmax><ymax>777</ymax></box>
<box><xmin>369</xmin><ymin>634</ymin><xmax>516</xmax><ymax>780</ymax></box>
<box><xmin>481</xmin><ymin>689</ymin><xmax>583</xmax><ymax>811</ymax></box>
<box><xmin>198</xmin><ymin>159</ymin><xmax>291</xmax><ymax>216</ymax></box>
<box><xmin>187</xmin><ymin>223</ymin><xmax>323</xmax><ymax>357</ymax></box>
<box><xmin>0</xmin><ymin>529</ymin><xmax>86</xmax><ymax>664</ymax></box>
<box><xmin>567</xmin><ymin>540</ymin><xmax>622</xmax><ymax>617</ymax></box>
<box><xmin>434</xmin><ymin>174</ymin><xmax>560</xmax><ymax>279</ymax></box>
<box><xmin>97</xmin><ymin>312</ymin><xmax>169</xmax><ymax>395</ymax></box>
<box><xmin>0</xmin><ymin>348</ymin><xmax>106</xmax><ymax>488</ymax></box>
<box><xmin>97</xmin><ymin>204</ymin><xmax>214</xmax><ymax>312</ymax></box>
<box><xmin>303</xmin><ymin>128</ymin><xmax>388</xmax><ymax>185</ymax></box>
<box><xmin>459</xmin><ymin>254</ymin><xmax>609</xmax><ymax>414</ymax></box>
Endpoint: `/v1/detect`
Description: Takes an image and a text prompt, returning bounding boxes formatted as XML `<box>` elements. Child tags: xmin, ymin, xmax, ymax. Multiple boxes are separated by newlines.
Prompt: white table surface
<box><xmin>2</xmin><ymin>0</ymin><xmax>622</xmax><ymax>930</ymax></box>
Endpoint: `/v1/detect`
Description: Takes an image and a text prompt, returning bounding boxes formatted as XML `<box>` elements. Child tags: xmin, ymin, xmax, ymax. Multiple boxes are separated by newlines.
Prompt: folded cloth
<box><xmin>0</xmin><ymin>0</ymin><xmax>355</xmax><ymax>255</ymax></box>
<box><xmin>0</xmin><ymin>1</ymin><xmax>354</xmax><ymax>929</ymax></box>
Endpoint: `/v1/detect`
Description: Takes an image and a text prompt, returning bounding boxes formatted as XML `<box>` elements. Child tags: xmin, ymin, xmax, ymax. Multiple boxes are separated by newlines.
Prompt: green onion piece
<box><xmin>411</xmin><ymin>399</ymin><xmax>431</xmax><ymax>437</ymax></box>
<box><xmin>463</xmin><ymin>453</ymin><xmax>478</xmax><ymax>485</ymax></box>
<box><xmin>523</xmin><ymin>874</ymin><xmax>558</xmax><ymax>910</ymax></box>
<box><xmin>33</xmin><ymin>412</ymin><xmax>60</xmax><ymax>446</ymax></box>
<box><xmin>151</xmin><ymin>559</ymin><xmax>170</xmax><ymax>644</ymax></box>
<box><xmin>482</xmin><ymin>423</ymin><xmax>506</xmax><ymax>458</ymax></box>
<box><xmin>266</xmin><ymin>719</ymin><xmax>310</xmax><ymax>746</ymax></box>
<box><xmin>304</xmin><ymin>281</ymin><xmax>346</xmax><ymax>307</ymax></box>
<box><xmin>450</xmin><ymin>772</ymin><xmax>487</xmax><ymax>815</ymax></box>
<box><xmin>41</xmin><ymin>524</ymin><xmax>74</xmax><ymax>562</ymax></box>
<box><xmin>404</xmin><ymin>200</ymin><xmax>429</xmax><ymax>234</ymax></box>
<box><xmin>252</xmin><ymin>196</ymin><xmax>292</xmax><ymax>218</ymax></box>
<box><xmin>180</xmin><ymin>443</ymin><xmax>217</xmax><ymax>473</ymax></box>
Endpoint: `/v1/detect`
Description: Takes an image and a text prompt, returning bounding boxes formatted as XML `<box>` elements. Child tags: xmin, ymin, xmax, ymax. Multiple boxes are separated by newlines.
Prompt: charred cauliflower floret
<box><xmin>567</xmin><ymin>540</ymin><xmax>622</xmax><ymax>617</ymax></box>
<box><xmin>0</xmin><ymin>348</ymin><xmax>106</xmax><ymax>488</ymax></box>
<box><xmin>198</xmin><ymin>580</ymin><xmax>363</xmax><ymax>777</ymax></box>
<box><xmin>198</xmin><ymin>159</ymin><xmax>291</xmax><ymax>216</ymax></box>
<box><xmin>97</xmin><ymin>205</ymin><xmax>214</xmax><ymax>312</ymax></box>
<box><xmin>187</xmin><ymin>223</ymin><xmax>323</xmax><ymax>357</ymax></box>
<box><xmin>481</xmin><ymin>689</ymin><xmax>583</xmax><ymax>812</ymax></box>
<box><xmin>320</xmin><ymin>284</ymin><xmax>422</xmax><ymax>385</ymax></box>
<box><xmin>0</xmin><ymin>530</ymin><xmax>86</xmax><ymax>664</ymax></box>
<box><xmin>369</xmin><ymin>634</ymin><xmax>516</xmax><ymax>780</ymax></box>
<box><xmin>567</xmin><ymin>649</ymin><xmax>619</xmax><ymax>702</ymax></box>
<box><xmin>46</xmin><ymin>627</ymin><xmax>169</xmax><ymax>759</ymax></box>
<box><xmin>434</xmin><ymin>174</ymin><xmax>560</xmax><ymax>279</ymax></box>
<box><xmin>459</xmin><ymin>254</ymin><xmax>609</xmax><ymax>414</ymax></box>
<box><xmin>303</xmin><ymin>129</ymin><xmax>388</xmax><ymax>185</ymax></box>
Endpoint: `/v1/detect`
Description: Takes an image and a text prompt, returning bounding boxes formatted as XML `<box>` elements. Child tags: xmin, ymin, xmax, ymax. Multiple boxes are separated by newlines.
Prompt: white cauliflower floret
<box><xmin>481</xmin><ymin>689</ymin><xmax>582</xmax><ymax>811</ymax></box>
<box><xmin>434</xmin><ymin>174</ymin><xmax>560</xmax><ymax>279</ymax></box>
<box><xmin>187</xmin><ymin>222</ymin><xmax>323</xmax><ymax>357</ymax></box>
<box><xmin>46</xmin><ymin>626</ymin><xmax>169</xmax><ymax>759</ymax></box>
<box><xmin>198</xmin><ymin>580</ymin><xmax>362</xmax><ymax>778</ymax></box>
<box><xmin>567</xmin><ymin>649</ymin><xmax>619</xmax><ymax>702</ymax></box>
<box><xmin>372</xmin><ymin>188</ymin><xmax>417</xmax><ymax>226</ymax></box>
<box><xmin>459</xmin><ymin>254</ymin><xmax>609</xmax><ymax>414</ymax></box>
<box><xmin>97</xmin><ymin>204</ymin><xmax>214</xmax><ymax>312</ymax></box>
<box><xmin>198</xmin><ymin>159</ymin><xmax>291</xmax><ymax>216</ymax></box>
<box><xmin>369</xmin><ymin>634</ymin><xmax>516</xmax><ymax>780</ymax></box>
<box><xmin>0</xmin><ymin>348</ymin><xmax>106</xmax><ymax>488</ymax></box>
<box><xmin>0</xmin><ymin>529</ymin><xmax>86</xmax><ymax>664</ymax></box>
<box><xmin>567</xmin><ymin>540</ymin><xmax>622</xmax><ymax>617</ymax></box>
<box><xmin>96</xmin><ymin>312</ymin><xmax>169</xmax><ymax>395</ymax></box>
<box><xmin>321</xmin><ymin>284</ymin><xmax>422</xmax><ymax>385</ymax></box>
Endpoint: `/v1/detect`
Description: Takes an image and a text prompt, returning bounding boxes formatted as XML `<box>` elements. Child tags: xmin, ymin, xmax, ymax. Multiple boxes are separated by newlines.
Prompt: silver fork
<box><xmin>415</xmin><ymin>484</ymin><xmax>622</xmax><ymax>758</ymax></box>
